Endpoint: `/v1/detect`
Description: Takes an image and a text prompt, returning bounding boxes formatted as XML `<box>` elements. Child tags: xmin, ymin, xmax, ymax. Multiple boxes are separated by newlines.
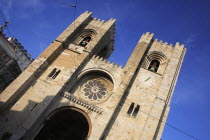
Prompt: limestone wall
<box><xmin>0</xmin><ymin>11</ymin><xmax>116</xmax><ymax>139</ymax></box>
<box><xmin>106</xmin><ymin>33</ymin><xmax>186</xmax><ymax>140</ymax></box>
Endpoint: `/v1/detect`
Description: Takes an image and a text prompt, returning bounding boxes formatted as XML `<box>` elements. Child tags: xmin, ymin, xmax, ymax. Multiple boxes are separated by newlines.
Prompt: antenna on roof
<box><xmin>0</xmin><ymin>9</ymin><xmax>11</xmax><ymax>36</ymax></box>
<box><xmin>0</xmin><ymin>21</ymin><xmax>9</xmax><ymax>33</ymax></box>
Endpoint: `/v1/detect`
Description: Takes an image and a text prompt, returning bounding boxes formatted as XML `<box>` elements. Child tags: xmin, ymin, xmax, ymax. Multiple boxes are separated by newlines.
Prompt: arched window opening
<box><xmin>143</xmin><ymin>51</ymin><xmax>167</xmax><ymax>75</ymax></box>
<box><xmin>79</xmin><ymin>36</ymin><xmax>91</xmax><ymax>47</ymax></box>
<box><xmin>148</xmin><ymin>60</ymin><xmax>160</xmax><ymax>72</ymax></box>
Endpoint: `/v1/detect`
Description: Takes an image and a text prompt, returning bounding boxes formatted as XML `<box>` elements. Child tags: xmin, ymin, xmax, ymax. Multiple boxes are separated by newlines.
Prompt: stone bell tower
<box><xmin>0</xmin><ymin>11</ymin><xmax>186</xmax><ymax>140</ymax></box>
<box><xmin>103</xmin><ymin>33</ymin><xmax>186</xmax><ymax>140</ymax></box>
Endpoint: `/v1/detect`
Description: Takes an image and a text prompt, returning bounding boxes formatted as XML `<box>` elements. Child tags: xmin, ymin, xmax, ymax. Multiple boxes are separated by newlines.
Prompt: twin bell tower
<box><xmin>0</xmin><ymin>11</ymin><xmax>186</xmax><ymax>140</ymax></box>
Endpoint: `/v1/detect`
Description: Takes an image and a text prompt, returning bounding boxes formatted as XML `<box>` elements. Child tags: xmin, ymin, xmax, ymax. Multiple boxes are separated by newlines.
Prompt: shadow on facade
<box><xmin>0</xmin><ymin>95</ymin><xmax>90</xmax><ymax>140</ymax></box>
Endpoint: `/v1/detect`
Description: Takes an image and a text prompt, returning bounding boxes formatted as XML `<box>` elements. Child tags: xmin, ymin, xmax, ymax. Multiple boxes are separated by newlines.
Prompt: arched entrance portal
<box><xmin>35</xmin><ymin>107</ymin><xmax>90</xmax><ymax>140</ymax></box>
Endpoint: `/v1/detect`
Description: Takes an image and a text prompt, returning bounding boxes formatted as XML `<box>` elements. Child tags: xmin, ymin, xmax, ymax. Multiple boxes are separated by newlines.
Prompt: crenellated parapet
<box><xmin>109</xmin><ymin>18</ymin><xmax>116</xmax><ymax>52</ymax></box>
<box><xmin>91</xmin><ymin>18</ymin><xmax>106</xmax><ymax>26</ymax></box>
<box><xmin>153</xmin><ymin>39</ymin><xmax>184</xmax><ymax>50</ymax></box>
<box><xmin>88</xmin><ymin>14</ymin><xmax>116</xmax><ymax>28</ymax></box>
<box><xmin>92</xmin><ymin>55</ymin><xmax>123</xmax><ymax>70</ymax></box>
<box><xmin>139</xmin><ymin>32</ymin><xmax>154</xmax><ymax>43</ymax></box>
<box><xmin>89</xmin><ymin>17</ymin><xmax>116</xmax><ymax>54</ymax></box>
<box><xmin>81</xmin><ymin>55</ymin><xmax>124</xmax><ymax>92</ymax></box>
<box><xmin>138</xmin><ymin>32</ymin><xmax>185</xmax><ymax>51</ymax></box>
<box><xmin>175</xmin><ymin>42</ymin><xmax>185</xmax><ymax>49</ymax></box>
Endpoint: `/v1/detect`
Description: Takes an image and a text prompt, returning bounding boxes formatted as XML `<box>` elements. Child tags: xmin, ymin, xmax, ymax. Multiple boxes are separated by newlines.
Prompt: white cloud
<box><xmin>184</xmin><ymin>33</ymin><xmax>198</xmax><ymax>50</ymax></box>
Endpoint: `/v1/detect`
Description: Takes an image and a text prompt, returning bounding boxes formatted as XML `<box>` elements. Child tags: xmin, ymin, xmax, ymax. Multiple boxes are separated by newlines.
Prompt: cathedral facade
<box><xmin>0</xmin><ymin>11</ymin><xmax>186</xmax><ymax>140</ymax></box>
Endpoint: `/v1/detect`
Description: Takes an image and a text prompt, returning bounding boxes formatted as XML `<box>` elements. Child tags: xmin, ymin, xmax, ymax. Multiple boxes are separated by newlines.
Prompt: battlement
<box><xmin>83</xmin><ymin>10</ymin><xmax>116</xmax><ymax>27</ymax></box>
<box><xmin>106</xmin><ymin>18</ymin><xmax>116</xmax><ymax>24</ymax></box>
<box><xmin>84</xmin><ymin>11</ymin><xmax>92</xmax><ymax>14</ymax></box>
<box><xmin>90</xmin><ymin>16</ymin><xmax>116</xmax><ymax>28</ymax></box>
<box><xmin>109</xmin><ymin>21</ymin><xmax>116</xmax><ymax>53</ymax></box>
<box><xmin>153</xmin><ymin>39</ymin><xmax>184</xmax><ymax>50</ymax></box>
<box><xmin>175</xmin><ymin>42</ymin><xmax>185</xmax><ymax>48</ymax></box>
<box><xmin>91</xmin><ymin>18</ymin><xmax>106</xmax><ymax>26</ymax></box>
<box><xmin>138</xmin><ymin>32</ymin><xmax>185</xmax><ymax>50</ymax></box>
<box><xmin>84</xmin><ymin>11</ymin><xmax>116</xmax><ymax>55</ymax></box>
<box><xmin>139</xmin><ymin>32</ymin><xmax>154</xmax><ymax>43</ymax></box>
<box><xmin>92</xmin><ymin>55</ymin><xmax>123</xmax><ymax>70</ymax></box>
<box><xmin>81</xmin><ymin>11</ymin><xmax>93</xmax><ymax>17</ymax></box>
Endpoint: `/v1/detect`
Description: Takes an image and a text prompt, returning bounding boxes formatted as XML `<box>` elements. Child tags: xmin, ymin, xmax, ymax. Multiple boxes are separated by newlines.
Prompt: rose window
<box><xmin>82</xmin><ymin>80</ymin><xmax>107</xmax><ymax>100</ymax></box>
<box><xmin>79</xmin><ymin>75</ymin><xmax>113</xmax><ymax>104</ymax></box>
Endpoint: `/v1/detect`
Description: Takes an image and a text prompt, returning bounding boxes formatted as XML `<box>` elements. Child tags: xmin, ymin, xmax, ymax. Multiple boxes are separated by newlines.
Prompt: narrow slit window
<box><xmin>52</xmin><ymin>70</ymin><xmax>61</xmax><ymax>79</ymax></box>
<box><xmin>48</xmin><ymin>68</ymin><xmax>60</xmax><ymax>79</ymax></box>
<box><xmin>48</xmin><ymin>68</ymin><xmax>57</xmax><ymax>78</ymax></box>
<box><xmin>2</xmin><ymin>55</ymin><xmax>9</xmax><ymax>61</ymax></box>
<box><xmin>127</xmin><ymin>102</ymin><xmax>135</xmax><ymax>115</ymax></box>
<box><xmin>132</xmin><ymin>105</ymin><xmax>140</xmax><ymax>117</ymax></box>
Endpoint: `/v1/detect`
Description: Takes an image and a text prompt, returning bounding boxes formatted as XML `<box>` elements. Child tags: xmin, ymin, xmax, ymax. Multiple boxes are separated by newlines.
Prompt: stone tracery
<box><xmin>70</xmin><ymin>71</ymin><xmax>114</xmax><ymax>104</ymax></box>
<box><xmin>82</xmin><ymin>80</ymin><xmax>107</xmax><ymax>100</ymax></box>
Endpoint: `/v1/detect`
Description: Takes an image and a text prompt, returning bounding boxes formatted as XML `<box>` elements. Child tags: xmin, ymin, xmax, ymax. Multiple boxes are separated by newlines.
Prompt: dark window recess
<box><xmin>127</xmin><ymin>102</ymin><xmax>135</xmax><ymax>115</ymax></box>
<box><xmin>132</xmin><ymin>105</ymin><xmax>140</xmax><ymax>117</ymax></box>
<box><xmin>148</xmin><ymin>60</ymin><xmax>160</xmax><ymax>72</ymax></box>
<box><xmin>52</xmin><ymin>70</ymin><xmax>61</xmax><ymax>79</ymax></box>
<box><xmin>9</xmin><ymin>62</ymin><xmax>22</xmax><ymax>77</ymax></box>
<box><xmin>2</xmin><ymin>55</ymin><xmax>8</xmax><ymax>59</ymax></box>
<box><xmin>48</xmin><ymin>68</ymin><xmax>57</xmax><ymax>77</ymax></box>
<box><xmin>0</xmin><ymin>76</ymin><xmax>6</xmax><ymax>86</ymax></box>
<box><xmin>0</xmin><ymin>72</ymin><xmax>13</xmax><ymax>86</ymax></box>
<box><xmin>48</xmin><ymin>68</ymin><xmax>61</xmax><ymax>79</ymax></box>
<box><xmin>2</xmin><ymin>55</ymin><xmax>10</xmax><ymax>62</ymax></box>
<box><xmin>79</xmin><ymin>36</ymin><xmax>91</xmax><ymax>47</ymax></box>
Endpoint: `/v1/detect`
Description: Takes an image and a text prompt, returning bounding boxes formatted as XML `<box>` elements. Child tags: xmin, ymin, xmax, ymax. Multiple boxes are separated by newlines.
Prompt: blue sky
<box><xmin>0</xmin><ymin>0</ymin><xmax>210</xmax><ymax>139</ymax></box>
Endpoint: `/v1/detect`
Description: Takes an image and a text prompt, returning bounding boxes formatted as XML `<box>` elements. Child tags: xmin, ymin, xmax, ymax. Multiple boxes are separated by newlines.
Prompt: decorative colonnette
<box><xmin>60</xmin><ymin>92</ymin><xmax>103</xmax><ymax>114</ymax></box>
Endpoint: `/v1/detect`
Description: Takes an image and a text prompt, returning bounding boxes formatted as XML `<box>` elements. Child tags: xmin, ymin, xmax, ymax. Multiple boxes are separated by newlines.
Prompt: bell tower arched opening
<box><xmin>79</xmin><ymin>36</ymin><xmax>91</xmax><ymax>47</ymax></box>
<box><xmin>35</xmin><ymin>107</ymin><xmax>90</xmax><ymax>140</ymax></box>
<box><xmin>148</xmin><ymin>59</ymin><xmax>160</xmax><ymax>72</ymax></box>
